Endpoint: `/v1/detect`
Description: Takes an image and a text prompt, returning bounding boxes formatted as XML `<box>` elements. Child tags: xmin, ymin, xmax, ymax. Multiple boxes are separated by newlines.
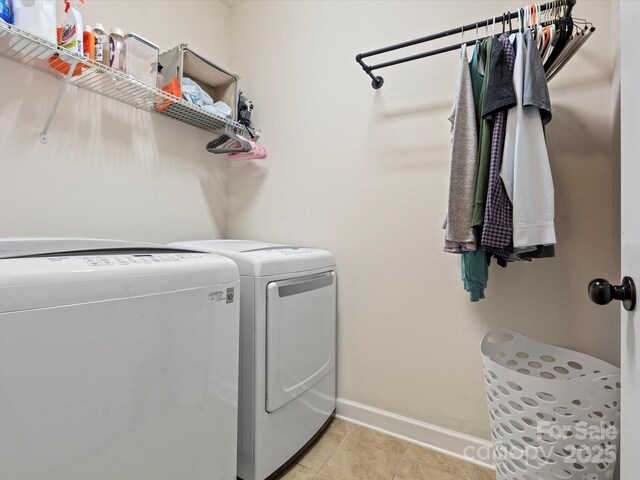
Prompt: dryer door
<box><xmin>266</xmin><ymin>271</ymin><xmax>336</xmax><ymax>413</ymax></box>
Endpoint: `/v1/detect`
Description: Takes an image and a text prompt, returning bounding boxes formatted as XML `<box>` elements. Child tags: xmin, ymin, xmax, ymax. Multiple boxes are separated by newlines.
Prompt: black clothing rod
<box><xmin>369</xmin><ymin>28</ymin><xmax>521</xmax><ymax>71</ymax></box>
<box><xmin>356</xmin><ymin>0</ymin><xmax>576</xmax><ymax>89</ymax></box>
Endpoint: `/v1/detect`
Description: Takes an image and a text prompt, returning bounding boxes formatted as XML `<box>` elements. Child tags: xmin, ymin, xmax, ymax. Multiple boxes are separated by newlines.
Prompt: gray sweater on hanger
<box><xmin>444</xmin><ymin>45</ymin><xmax>479</xmax><ymax>253</ymax></box>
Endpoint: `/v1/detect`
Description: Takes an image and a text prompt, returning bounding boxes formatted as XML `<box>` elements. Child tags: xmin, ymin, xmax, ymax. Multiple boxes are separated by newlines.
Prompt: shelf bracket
<box><xmin>40</xmin><ymin>60</ymin><xmax>78</xmax><ymax>144</ymax></box>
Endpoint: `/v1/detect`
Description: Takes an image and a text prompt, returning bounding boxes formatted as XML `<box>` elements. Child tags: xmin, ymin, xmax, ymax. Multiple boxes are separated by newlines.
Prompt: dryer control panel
<box><xmin>247</xmin><ymin>248</ymin><xmax>315</xmax><ymax>258</ymax></box>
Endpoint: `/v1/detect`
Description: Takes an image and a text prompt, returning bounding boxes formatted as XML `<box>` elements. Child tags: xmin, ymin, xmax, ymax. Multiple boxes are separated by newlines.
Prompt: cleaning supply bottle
<box><xmin>48</xmin><ymin>22</ymin><xmax>83</xmax><ymax>76</ymax></box>
<box><xmin>108</xmin><ymin>26</ymin><xmax>124</xmax><ymax>70</ymax></box>
<box><xmin>12</xmin><ymin>0</ymin><xmax>56</xmax><ymax>43</ymax></box>
<box><xmin>0</xmin><ymin>0</ymin><xmax>12</xmax><ymax>24</ymax></box>
<box><xmin>61</xmin><ymin>0</ymin><xmax>83</xmax><ymax>55</ymax></box>
<box><xmin>82</xmin><ymin>25</ymin><xmax>94</xmax><ymax>60</ymax></box>
<box><xmin>92</xmin><ymin>22</ymin><xmax>108</xmax><ymax>65</ymax></box>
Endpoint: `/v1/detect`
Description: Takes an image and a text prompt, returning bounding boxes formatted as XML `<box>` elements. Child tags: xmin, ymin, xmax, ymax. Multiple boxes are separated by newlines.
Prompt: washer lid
<box><xmin>0</xmin><ymin>238</ymin><xmax>184</xmax><ymax>259</ymax></box>
<box><xmin>170</xmin><ymin>240</ymin><xmax>335</xmax><ymax>277</ymax></box>
<box><xmin>0</xmin><ymin>238</ymin><xmax>240</xmax><ymax>312</ymax></box>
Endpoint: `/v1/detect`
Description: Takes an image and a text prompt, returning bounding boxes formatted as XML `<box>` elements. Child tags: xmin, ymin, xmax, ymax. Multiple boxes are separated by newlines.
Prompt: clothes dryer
<box><xmin>170</xmin><ymin>240</ymin><xmax>336</xmax><ymax>480</ymax></box>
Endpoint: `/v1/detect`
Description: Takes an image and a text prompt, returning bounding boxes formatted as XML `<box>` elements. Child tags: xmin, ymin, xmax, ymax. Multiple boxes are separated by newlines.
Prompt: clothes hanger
<box><xmin>529</xmin><ymin>4</ymin><xmax>534</xmax><ymax>30</ymax></box>
<box><xmin>473</xmin><ymin>21</ymin><xmax>488</xmax><ymax>75</ymax></box>
<box><xmin>544</xmin><ymin>9</ymin><xmax>575</xmax><ymax>71</ymax></box>
<box><xmin>547</xmin><ymin>4</ymin><xmax>557</xmax><ymax>41</ymax></box>
<box><xmin>547</xmin><ymin>25</ymin><xmax>594</xmax><ymax>80</ymax></box>
<box><xmin>537</xmin><ymin>4</ymin><xmax>548</xmax><ymax>51</ymax></box>
<box><xmin>206</xmin><ymin>126</ymin><xmax>252</xmax><ymax>154</ymax></box>
<box><xmin>543</xmin><ymin>1</ymin><xmax>566</xmax><ymax>67</ymax></box>
<box><xmin>518</xmin><ymin>8</ymin><xmax>522</xmax><ymax>33</ymax></box>
<box><xmin>469</xmin><ymin>21</ymin><xmax>485</xmax><ymax>73</ymax></box>
<box><xmin>549</xmin><ymin>0</ymin><xmax>563</xmax><ymax>52</ymax></box>
<box><xmin>535</xmin><ymin>4</ymin><xmax>544</xmax><ymax>47</ymax></box>
<box><xmin>573</xmin><ymin>17</ymin><xmax>594</xmax><ymax>29</ymax></box>
<box><xmin>540</xmin><ymin>3</ymin><xmax>553</xmax><ymax>61</ymax></box>
<box><xmin>539</xmin><ymin>4</ymin><xmax>552</xmax><ymax>54</ymax></box>
<box><xmin>538</xmin><ymin>28</ymin><xmax>546</xmax><ymax>52</ymax></box>
<box><xmin>548</xmin><ymin>18</ymin><xmax>586</xmax><ymax>72</ymax></box>
<box><xmin>561</xmin><ymin>0</ymin><xmax>568</xmax><ymax>19</ymax></box>
<box><xmin>518</xmin><ymin>8</ymin><xmax>523</xmax><ymax>33</ymax></box>
<box><xmin>540</xmin><ymin>20</ymin><xmax>553</xmax><ymax>57</ymax></box>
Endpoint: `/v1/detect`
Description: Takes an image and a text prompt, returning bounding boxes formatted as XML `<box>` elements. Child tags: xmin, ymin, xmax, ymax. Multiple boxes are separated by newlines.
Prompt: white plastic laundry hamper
<box><xmin>481</xmin><ymin>329</ymin><xmax>620</xmax><ymax>480</ymax></box>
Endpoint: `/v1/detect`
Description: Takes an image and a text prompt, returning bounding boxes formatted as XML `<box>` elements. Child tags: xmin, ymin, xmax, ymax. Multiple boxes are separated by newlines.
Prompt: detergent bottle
<box><xmin>0</xmin><ymin>0</ymin><xmax>12</xmax><ymax>24</ymax></box>
<box><xmin>82</xmin><ymin>25</ymin><xmax>94</xmax><ymax>60</ymax></box>
<box><xmin>108</xmin><ymin>26</ymin><xmax>124</xmax><ymax>70</ymax></box>
<box><xmin>10</xmin><ymin>0</ymin><xmax>55</xmax><ymax>58</ymax></box>
<box><xmin>12</xmin><ymin>0</ymin><xmax>56</xmax><ymax>43</ymax></box>
<box><xmin>92</xmin><ymin>23</ymin><xmax>108</xmax><ymax>65</ymax></box>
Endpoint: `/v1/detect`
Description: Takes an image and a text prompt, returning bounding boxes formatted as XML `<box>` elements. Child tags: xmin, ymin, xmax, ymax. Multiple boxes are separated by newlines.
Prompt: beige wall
<box><xmin>227</xmin><ymin>0</ymin><xmax>620</xmax><ymax>439</ymax></box>
<box><xmin>0</xmin><ymin>0</ymin><xmax>231</xmax><ymax>242</ymax></box>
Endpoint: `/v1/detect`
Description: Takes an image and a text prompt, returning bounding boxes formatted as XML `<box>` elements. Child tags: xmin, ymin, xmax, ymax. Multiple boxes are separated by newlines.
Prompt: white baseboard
<box><xmin>336</xmin><ymin>398</ymin><xmax>495</xmax><ymax>471</ymax></box>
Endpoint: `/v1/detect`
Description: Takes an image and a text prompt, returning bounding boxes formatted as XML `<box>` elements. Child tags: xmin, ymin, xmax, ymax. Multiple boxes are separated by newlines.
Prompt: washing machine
<box><xmin>170</xmin><ymin>240</ymin><xmax>337</xmax><ymax>480</ymax></box>
<box><xmin>0</xmin><ymin>238</ymin><xmax>241</xmax><ymax>480</ymax></box>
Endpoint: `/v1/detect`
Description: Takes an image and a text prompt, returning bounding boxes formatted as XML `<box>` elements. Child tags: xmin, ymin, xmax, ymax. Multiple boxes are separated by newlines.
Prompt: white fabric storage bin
<box><xmin>481</xmin><ymin>329</ymin><xmax>620</xmax><ymax>480</ymax></box>
<box><xmin>158</xmin><ymin>44</ymin><xmax>239</xmax><ymax>119</ymax></box>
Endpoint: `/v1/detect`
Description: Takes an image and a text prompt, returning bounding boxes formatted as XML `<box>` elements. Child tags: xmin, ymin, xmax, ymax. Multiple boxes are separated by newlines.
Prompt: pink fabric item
<box><xmin>229</xmin><ymin>145</ymin><xmax>269</xmax><ymax>161</ymax></box>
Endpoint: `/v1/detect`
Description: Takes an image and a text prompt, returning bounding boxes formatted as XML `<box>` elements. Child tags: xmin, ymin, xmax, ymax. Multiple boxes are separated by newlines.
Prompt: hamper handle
<box><xmin>481</xmin><ymin>328</ymin><xmax>520</xmax><ymax>352</ymax></box>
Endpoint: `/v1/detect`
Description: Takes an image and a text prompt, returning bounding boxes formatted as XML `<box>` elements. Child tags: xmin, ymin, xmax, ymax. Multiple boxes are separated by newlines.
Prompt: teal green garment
<box><xmin>461</xmin><ymin>249</ymin><xmax>488</xmax><ymax>302</ymax></box>
<box><xmin>471</xmin><ymin>36</ymin><xmax>493</xmax><ymax>228</ymax></box>
<box><xmin>461</xmin><ymin>37</ymin><xmax>492</xmax><ymax>303</ymax></box>
<box><xmin>469</xmin><ymin>41</ymin><xmax>484</xmax><ymax>126</ymax></box>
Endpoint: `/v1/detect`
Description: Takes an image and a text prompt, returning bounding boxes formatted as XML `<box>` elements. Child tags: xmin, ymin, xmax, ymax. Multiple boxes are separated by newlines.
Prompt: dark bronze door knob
<box><xmin>588</xmin><ymin>277</ymin><xmax>636</xmax><ymax>311</ymax></box>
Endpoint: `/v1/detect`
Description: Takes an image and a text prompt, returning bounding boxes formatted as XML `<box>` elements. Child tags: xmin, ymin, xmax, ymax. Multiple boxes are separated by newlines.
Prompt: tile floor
<box><xmin>275</xmin><ymin>418</ymin><xmax>495</xmax><ymax>480</ymax></box>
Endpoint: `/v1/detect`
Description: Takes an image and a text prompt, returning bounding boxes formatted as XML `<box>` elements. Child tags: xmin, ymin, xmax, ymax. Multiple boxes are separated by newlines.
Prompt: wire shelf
<box><xmin>0</xmin><ymin>21</ymin><xmax>251</xmax><ymax>139</ymax></box>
